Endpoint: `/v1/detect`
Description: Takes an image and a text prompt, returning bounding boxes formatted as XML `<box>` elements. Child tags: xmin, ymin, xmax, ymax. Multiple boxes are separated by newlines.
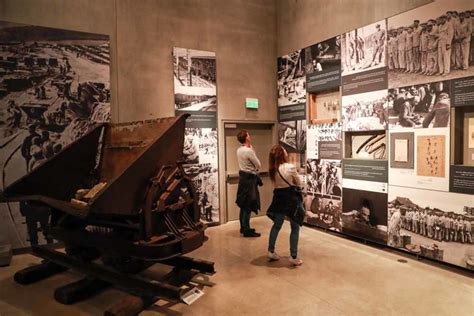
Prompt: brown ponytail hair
<box><xmin>269</xmin><ymin>145</ymin><xmax>288</xmax><ymax>182</ymax></box>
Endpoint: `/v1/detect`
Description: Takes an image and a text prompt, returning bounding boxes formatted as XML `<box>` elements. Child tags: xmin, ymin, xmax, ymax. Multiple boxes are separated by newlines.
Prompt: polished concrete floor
<box><xmin>0</xmin><ymin>217</ymin><xmax>473</xmax><ymax>315</ymax></box>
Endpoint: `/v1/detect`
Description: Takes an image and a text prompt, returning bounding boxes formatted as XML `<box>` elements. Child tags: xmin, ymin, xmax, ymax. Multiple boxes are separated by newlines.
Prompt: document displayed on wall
<box><xmin>389</xmin><ymin>128</ymin><xmax>450</xmax><ymax>191</ymax></box>
<box><xmin>388</xmin><ymin>80</ymin><xmax>451</xmax><ymax>129</ymax></box>
<box><xmin>306</xmin><ymin>123</ymin><xmax>342</xmax><ymax>160</ymax></box>
<box><xmin>305</xmin><ymin>159</ymin><xmax>342</xmax><ymax>232</ymax></box>
<box><xmin>394</xmin><ymin>139</ymin><xmax>408</xmax><ymax>162</ymax></box>
<box><xmin>0</xmin><ymin>21</ymin><xmax>111</xmax><ymax>249</ymax></box>
<box><xmin>173</xmin><ymin>47</ymin><xmax>219</xmax><ymax>224</ymax></box>
<box><xmin>388</xmin><ymin>185</ymin><xmax>474</xmax><ymax>269</ymax></box>
<box><xmin>387</xmin><ymin>1</ymin><xmax>474</xmax><ymax>89</ymax></box>
<box><xmin>277</xmin><ymin>50</ymin><xmax>306</xmax><ymax>106</ymax></box>
<box><xmin>305</xmin><ymin>36</ymin><xmax>341</xmax><ymax>93</ymax></box>
<box><xmin>278</xmin><ymin>103</ymin><xmax>306</xmax><ymax>153</ymax></box>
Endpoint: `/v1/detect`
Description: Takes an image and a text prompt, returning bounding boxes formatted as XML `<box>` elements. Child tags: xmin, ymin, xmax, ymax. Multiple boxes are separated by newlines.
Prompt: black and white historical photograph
<box><xmin>388</xmin><ymin>80</ymin><xmax>451</xmax><ymax>129</ymax></box>
<box><xmin>342</xmin><ymin>188</ymin><xmax>388</xmax><ymax>244</ymax></box>
<box><xmin>183</xmin><ymin>127</ymin><xmax>218</xmax><ymax>165</ymax></box>
<box><xmin>388</xmin><ymin>185</ymin><xmax>474</xmax><ymax>268</ymax></box>
<box><xmin>306</xmin><ymin>122</ymin><xmax>342</xmax><ymax>159</ymax></box>
<box><xmin>387</xmin><ymin>0</ymin><xmax>474</xmax><ymax>88</ymax></box>
<box><xmin>184</xmin><ymin>163</ymin><xmax>220</xmax><ymax>224</ymax></box>
<box><xmin>173</xmin><ymin>47</ymin><xmax>217</xmax><ymax>112</ymax></box>
<box><xmin>306</xmin><ymin>159</ymin><xmax>342</xmax><ymax>196</ymax></box>
<box><xmin>278</xmin><ymin>120</ymin><xmax>306</xmax><ymax>153</ymax></box>
<box><xmin>303</xmin><ymin>36</ymin><xmax>341</xmax><ymax>74</ymax></box>
<box><xmin>305</xmin><ymin>195</ymin><xmax>343</xmax><ymax>232</ymax></box>
<box><xmin>342</xmin><ymin>90</ymin><xmax>388</xmax><ymax>131</ymax></box>
<box><xmin>277</xmin><ymin>50</ymin><xmax>306</xmax><ymax>106</ymax></box>
<box><xmin>342</xmin><ymin>20</ymin><xmax>387</xmax><ymax>76</ymax></box>
<box><xmin>0</xmin><ymin>21</ymin><xmax>110</xmax><ymax>249</ymax></box>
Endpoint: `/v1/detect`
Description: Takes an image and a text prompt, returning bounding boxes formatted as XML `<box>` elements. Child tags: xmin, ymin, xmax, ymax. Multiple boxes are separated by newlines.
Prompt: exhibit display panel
<box><xmin>278</xmin><ymin>0</ymin><xmax>474</xmax><ymax>269</ymax></box>
<box><xmin>173</xmin><ymin>47</ymin><xmax>220</xmax><ymax>224</ymax></box>
<box><xmin>0</xmin><ymin>21</ymin><xmax>111</xmax><ymax>249</ymax></box>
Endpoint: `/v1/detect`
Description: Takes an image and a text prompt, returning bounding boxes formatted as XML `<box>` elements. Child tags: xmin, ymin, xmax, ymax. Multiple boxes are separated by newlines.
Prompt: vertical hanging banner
<box><xmin>0</xmin><ymin>21</ymin><xmax>111</xmax><ymax>249</ymax></box>
<box><xmin>173</xmin><ymin>47</ymin><xmax>220</xmax><ymax>224</ymax></box>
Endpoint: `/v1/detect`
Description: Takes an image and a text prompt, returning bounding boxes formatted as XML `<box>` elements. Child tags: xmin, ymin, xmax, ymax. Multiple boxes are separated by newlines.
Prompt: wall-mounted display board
<box><xmin>451</xmin><ymin>76</ymin><xmax>474</xmax><ymax>194</ymax></box>
<box><xmin>305</xmin><ymin>36</ymin><xmax>341</xmax><ymax>94</ymax></box>
<box><xmin>279</xmin><ymin>0</ymin><xmax>474</xmax><ymax>270</ymax></box>
<box><xmin>0</xmin><ymin>21</ymin><xmax>111</xmax><ymax>249</ymax></box>
<box><xmin>308</xmin><ymin>89</ymin><xmax>341</xmax><ymax>124</ymax></box>
<box><xmin>388</xmin><ymin>185</ymin><xmax>474</xmax><ymax>269</ymax></box>
<box><xmin>173</xmin><ymin>47</ymin><xmax>220</xmax><ymax>224</ymax></box>
<box><xmin>306</xmin><ymin>122</ymin><xmax>342</xmax><ymax>160</ymax></box>
<box><xmin>389</xmin><ymin>128</ymin><xmax>450</xmax><ymax>191</ymax></box>
<box><xmin>277</xmin><ymin>103</ymin><xmax>306</xmax><ymax>154</ymax></box>
<box><xmin>305</xmin><ymin>159</ymin><xmax>343</xmax><ymax>232</ymax></box>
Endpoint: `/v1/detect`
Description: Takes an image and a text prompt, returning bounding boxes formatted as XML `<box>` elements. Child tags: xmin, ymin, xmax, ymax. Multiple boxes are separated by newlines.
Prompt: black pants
<box><xmin>239</xmin><ymin>208</ymin><xmax>251</xmax><ymax>232</ymax></box>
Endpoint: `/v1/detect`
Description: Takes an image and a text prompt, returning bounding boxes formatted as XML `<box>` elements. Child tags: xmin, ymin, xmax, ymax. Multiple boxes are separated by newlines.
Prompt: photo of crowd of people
<box><xmin>388</xmin><ymin>2</ymin><xmax>474</xmax><ymax>88</ymax></box>
<box><xmin>277</xmin><ymin>50</ymin><xmax>307</xmax><ymax>106</ymax></box>
<box><xmin>342</xmin><ymin>90</ymin><xmax>388</xmax><ymax>131</ymax></box>
<box><xmin>342</xmin><ymin>20</ymin><xmax>387</xmax><ymax>75</ymax></box>
<box><xmin>184</xmin><ymin>163</ymin><xmax>219</xmax><ymax>224</ymax></box>
<box><xmin>388</xmin><ymin>80</ymin><xmax>451</xmax><ymax>129</ymax></box>
<box><xmin>173</xmin><ymin>47</ymin><xmax>217</xmax><ymax>112</ymax></box>
<box><xmin>388</xmin><ymin>185</ymin><xmax>474</xmax><ymax>268</ymax></box>
<box><xmin>0</xmin><ymin>22</ymin><xmax>110</xmax><ymax>249</ymax></box>
<box><xmin>306</xmin><ymin>159</ymin><xmax>342</xmax><ymax>197</ymax></box>
<box><xmin>183</xmin><ymin>128</ymin><xmax>218</xmax><ymax>165</ymax></box>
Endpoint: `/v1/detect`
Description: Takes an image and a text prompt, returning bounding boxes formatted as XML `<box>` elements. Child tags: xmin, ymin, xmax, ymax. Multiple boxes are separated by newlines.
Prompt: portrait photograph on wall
<box><xmin>0</xmin><ymin>21</ymin><xmax>111</xmax><ymax>249</ymax></box>
<box><xmin>341</xmin><ymin>187</ymin><xmax>388</xmax><ymax>244</ymax></box>
<box><xmin>388</xmin><ymin>185</ymin><xmax>474</xmax><ymax>269</ymax></box>
<box><xmin>387</xmin><ymin>0</ymin><xmax>474</xmax><ymax>88</ymax></box>
<box><xmin>388</xmin><ymin>80</ymin><xmax>451</xmax><ymax>129</ymax></box>
<box><xmin>173</xmin><ymin>47</ymin><xmax>217</xmax><ymax>112</ymax></box>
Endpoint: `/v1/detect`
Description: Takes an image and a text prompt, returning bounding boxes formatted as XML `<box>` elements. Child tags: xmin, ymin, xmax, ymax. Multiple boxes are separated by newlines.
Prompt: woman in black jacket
<box><xmin>266</xmin><ymin>145</ymin><xmax>303</xmax><ymax>266</ymax></box>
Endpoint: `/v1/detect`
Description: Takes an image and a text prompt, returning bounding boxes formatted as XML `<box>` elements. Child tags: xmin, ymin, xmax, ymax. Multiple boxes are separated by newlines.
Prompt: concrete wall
<box><xmin>276</xmin><ymin>0</ymin><xmax>432</xmax><ymax>56</ymax></box>
<box><xmin>0</xmin><ymin>0</ymin><xmax>277</xmax><ymax>224</ymax></box>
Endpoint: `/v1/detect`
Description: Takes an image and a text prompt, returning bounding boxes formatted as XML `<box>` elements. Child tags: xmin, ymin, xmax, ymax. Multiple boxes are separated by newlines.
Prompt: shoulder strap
<box><xmin>277</xmin><ymin>165</ymin><xmax>292</xmax><ymax>187</ymax></box>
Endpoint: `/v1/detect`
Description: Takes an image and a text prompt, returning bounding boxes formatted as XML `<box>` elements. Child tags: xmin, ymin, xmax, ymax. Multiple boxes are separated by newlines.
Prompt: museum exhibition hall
<box><xmin>0</xmin><ymin>0</ymin><xmax>473</xmax><ymax>315</ymax></box>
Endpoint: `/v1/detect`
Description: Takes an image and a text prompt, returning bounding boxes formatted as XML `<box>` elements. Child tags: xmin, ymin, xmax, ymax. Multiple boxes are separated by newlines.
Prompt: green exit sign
<box><xmin>246</xmin><ymin>98</ymin><xmax>259</xmax><ymax>109</ymax></box>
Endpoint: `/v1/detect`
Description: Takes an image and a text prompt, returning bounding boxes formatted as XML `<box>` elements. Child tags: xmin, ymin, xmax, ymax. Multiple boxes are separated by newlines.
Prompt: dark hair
<box><xmin>237</xmin><ymin>129</ymin><xmax>248</xmax><ymax>144</ymax></box>
<box><xmin>269</xmin><ymin>145</ymin><xmax>288</xmax><ymax>182</ymax></box>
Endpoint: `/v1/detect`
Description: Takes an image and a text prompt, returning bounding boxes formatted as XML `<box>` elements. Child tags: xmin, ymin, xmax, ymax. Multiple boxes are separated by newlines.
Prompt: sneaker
<box><xmin>267</xmin><ymin>251</ymin><xmax>280</xmax><ymax>261</ymax></box>
<box><xmin>243</xmin><ymin>231</ymin><xmax>261</xmax><ymax>238</ymax></box>
<box><xmin>289</xmin><ymin>257</ymin><xmax>303</xmax><ymax>266</ymax></box>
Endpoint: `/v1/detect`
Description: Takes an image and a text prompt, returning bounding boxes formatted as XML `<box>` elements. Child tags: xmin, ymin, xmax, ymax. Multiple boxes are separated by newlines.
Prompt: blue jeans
<box><xmin>268</xmin><ymin>213</ymin><xmax>300</xmax><ymax>257</ymax></box>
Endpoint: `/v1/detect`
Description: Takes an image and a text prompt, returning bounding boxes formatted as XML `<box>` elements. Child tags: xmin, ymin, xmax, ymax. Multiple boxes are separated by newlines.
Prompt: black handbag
<box><xmin>277</xmin><ymin>168</ymin><xmax>306</xmax><ymax>226</ymax></box>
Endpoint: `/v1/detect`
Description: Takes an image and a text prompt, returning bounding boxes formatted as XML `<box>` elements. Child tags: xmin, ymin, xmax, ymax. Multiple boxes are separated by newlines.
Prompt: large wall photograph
<box><xmin>173</xmin><ymin>47</ymin><xmax>220</xmax><ymax>224</ymax></box>
<box><xmin>388</xmin><ymin>185</ymin><xmax>474</xmax><ymax>268</ymax></box>
<box><xmin>0</xmin><ymin>21</ymin><xmax>110</xmax><ymax>249</ymax></box>
<box><xmin>387</xmin><ymin>0</ymin><xmax>474</xmax><ymax>89</ymax></box>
